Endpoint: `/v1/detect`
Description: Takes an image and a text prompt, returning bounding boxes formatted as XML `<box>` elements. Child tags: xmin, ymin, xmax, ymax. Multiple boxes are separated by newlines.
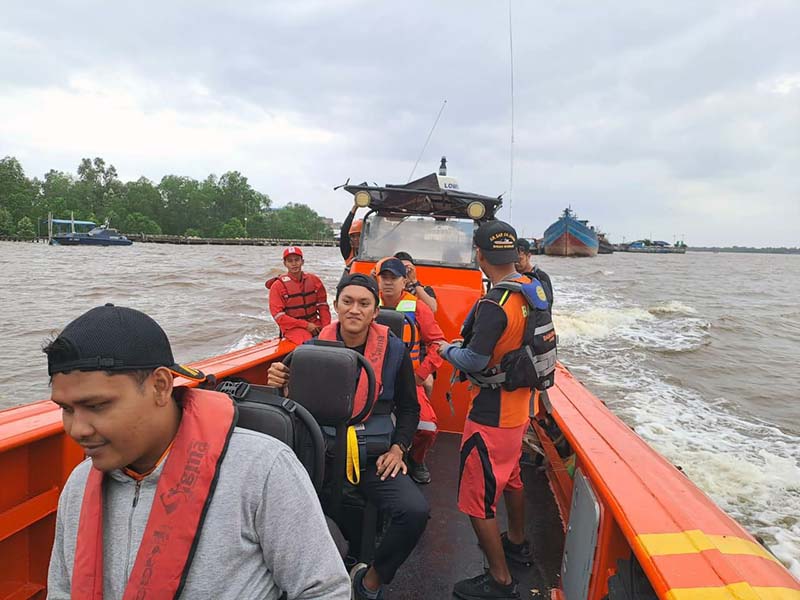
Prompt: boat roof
<box><xmin>343</xmin><ymin>172</ymin><xmax>503</xmax><ymax>220</ymax></box>
<box><xmin>50</xmin><ymin>219</ymin><xmax>96</xmax><ymax>226</ymax></box>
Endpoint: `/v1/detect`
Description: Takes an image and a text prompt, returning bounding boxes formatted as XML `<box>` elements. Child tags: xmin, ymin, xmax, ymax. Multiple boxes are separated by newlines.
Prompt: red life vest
<box><xmin>71</xmin><ymin>388</ymin><xmax>235</xmax><ymax>600</ymax></box>
<box><xmin>318</xmin><ymin>321</ymin><xmax>387</xmax><ymax>421</ymax></box>
<box><xmin>266</xmin><ymin>273</ymin><xmax>320</xmax><ymax>320</ymax></box>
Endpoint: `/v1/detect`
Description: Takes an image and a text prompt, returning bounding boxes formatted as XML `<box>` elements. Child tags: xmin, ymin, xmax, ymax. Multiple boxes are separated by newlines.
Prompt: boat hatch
<box><xmin>561</xmin><ymin>469</ymin><xmax>601</xmax><ymax>600</ymax></box>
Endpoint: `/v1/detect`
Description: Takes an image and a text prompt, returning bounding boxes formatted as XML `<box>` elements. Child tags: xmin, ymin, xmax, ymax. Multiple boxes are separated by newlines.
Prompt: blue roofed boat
<box><xmin>47</xmin><ymin>214</ymin><xmax>133</xmax><ymax>247</ymax></box>
<box><xmin>543</xmin><ymin>207</ymin><xmax>599</xmax><ymax>257</ymax></box>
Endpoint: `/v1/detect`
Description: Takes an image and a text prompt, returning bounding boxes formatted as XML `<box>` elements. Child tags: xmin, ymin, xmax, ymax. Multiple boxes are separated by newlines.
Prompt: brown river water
<box><xmin>0</xmin><ymin>241</ymin><xmax>798</xmax><ymax>574</ymax></box>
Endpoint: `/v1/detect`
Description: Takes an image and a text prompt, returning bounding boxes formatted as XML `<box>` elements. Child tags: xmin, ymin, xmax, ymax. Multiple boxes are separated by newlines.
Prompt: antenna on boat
<box><xmin>408</xmin><ymin>99</ymin><xmax>447</xmax><ymax>182</ymax></box>
<box><xmin>508</xmin><ymin>0</ymin><xmax>515</xmax><ymax>224</ymax></box>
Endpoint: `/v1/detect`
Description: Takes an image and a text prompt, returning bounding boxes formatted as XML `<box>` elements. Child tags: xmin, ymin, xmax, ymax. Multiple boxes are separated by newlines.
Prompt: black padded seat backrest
<box><xmin>376</xmin><ymin>308</ymin><xmax>405</xmax><ymax>339</ymax></box>
<box><xmin>288</xmin><ymin>344</ymin><xmax>360</xmax><ymax>426</ymax></box>
<box><xmin>216</xmin><ymin>381</ymin><xmax>326</xmax><ymax>493</ymax></box>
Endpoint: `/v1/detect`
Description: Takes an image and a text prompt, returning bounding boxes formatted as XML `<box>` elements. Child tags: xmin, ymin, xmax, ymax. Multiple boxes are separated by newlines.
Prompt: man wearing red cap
<box><xmin>266</xmin><ymin>247</ymin><xmax>331</xmax><ymax>345</ymax></box>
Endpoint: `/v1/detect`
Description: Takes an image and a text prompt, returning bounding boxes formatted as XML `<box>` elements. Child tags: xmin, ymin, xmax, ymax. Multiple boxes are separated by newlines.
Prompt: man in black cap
<box><xmin>516</xmin><ymin>238</ymin><xmax>554</xmax><ymax>309</ymax></box>
<box><xmin>438</xmin><ymin>221</ymin><xmax>540</xmax><ymax>600</ymax></box>
<box><xmin>44</xmin><ymin>304</ymin><xmax>350</xmax><ymax>600</ymax></box>
<box><xmin>268</xmin><ymin>274</ymin><xmax>430</xmax><ymax>600</ymax></box>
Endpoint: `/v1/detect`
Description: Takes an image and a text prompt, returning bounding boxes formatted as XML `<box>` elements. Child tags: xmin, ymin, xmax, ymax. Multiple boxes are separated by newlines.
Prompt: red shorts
<box><xmin>457</xmin><ymin>419</ymin><xmax>527</xmax><ymax>519</ymax></box>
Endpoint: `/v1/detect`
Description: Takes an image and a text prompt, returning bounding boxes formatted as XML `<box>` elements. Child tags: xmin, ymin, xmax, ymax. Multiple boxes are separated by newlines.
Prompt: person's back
<box><xmin>467</xmin><ymin>275</ymin><xmax>531</xmax><ymax>428</ymax></box>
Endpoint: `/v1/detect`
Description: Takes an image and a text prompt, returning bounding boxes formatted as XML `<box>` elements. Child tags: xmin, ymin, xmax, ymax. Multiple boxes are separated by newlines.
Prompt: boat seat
<box><xmin>286</xmin><ymin>342</ymin><xmax>384</xmax><ymax>565</ymax></box>
<box><xmin>216</xmin><ymin>379</ymin><xmax>347</xmax><ymax>559</ymax></box>
<box><xmin>376</xmin><ymin>308</ymin><xmax>406</xmax><ymax>339</ymax></box>
<box><xmin>377</xmin><ymin>308</ymin><xmax>416</xmax><ymax>350</ymax></box>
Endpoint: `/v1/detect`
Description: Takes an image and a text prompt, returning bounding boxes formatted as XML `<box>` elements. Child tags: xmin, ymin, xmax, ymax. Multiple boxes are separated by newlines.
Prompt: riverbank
<box><xmin>0</xmin><ymin>234</ymin><xmax>337</xmax><ymax>246</ymax></box>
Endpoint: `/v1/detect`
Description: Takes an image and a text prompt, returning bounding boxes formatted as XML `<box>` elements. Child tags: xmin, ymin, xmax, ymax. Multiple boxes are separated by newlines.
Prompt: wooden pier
<box><xmin>127</xmin><ymin>233</ymin><xmax>337</xmax><ymax>246</ymax></box>
<box><xmin>1</xmin><ymin>234</ymin><xmax>337</xmax><ymax>247</ymax></box>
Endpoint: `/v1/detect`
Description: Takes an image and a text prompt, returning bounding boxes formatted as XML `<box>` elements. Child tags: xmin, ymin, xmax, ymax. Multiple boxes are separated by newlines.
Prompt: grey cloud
<box><xmin>2</xmin><ymin>0</ymin><xmax>799</xmax><ymax>246</ymax></box>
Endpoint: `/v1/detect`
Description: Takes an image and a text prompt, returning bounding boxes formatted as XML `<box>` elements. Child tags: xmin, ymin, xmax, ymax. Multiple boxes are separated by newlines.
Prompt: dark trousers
<box><xmin>359</xmin><ymin>461</ymin><xmax>430</xmax><ymax>583</ymax></box>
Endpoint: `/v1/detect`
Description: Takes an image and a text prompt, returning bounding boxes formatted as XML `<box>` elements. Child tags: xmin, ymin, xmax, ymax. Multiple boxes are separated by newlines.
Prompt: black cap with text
<box><xmin>474</xmin><ymin>220</ymin><xmax>519</xmax><ymax>265</ymax></box>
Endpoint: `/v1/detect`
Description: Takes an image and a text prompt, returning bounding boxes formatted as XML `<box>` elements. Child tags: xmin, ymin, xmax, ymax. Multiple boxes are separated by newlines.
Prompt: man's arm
<box><xmin>440</xmin><ymin>300</ymin><xmax>507</xmax><ymax>373</ymax></box>
<box><xmin>414</xmin><ymin>283</ymin><xmax>438</xmax><ymax>312</ymax></box>
<box><xmin>258</xmin><ymin>449</ymin><xmax>351</xmax><ymax>599</ymax></box>
<box><xmin>339</xmin><ymin>208</ymin><xmax>356</xmax><ymax>260</ymax></box>
<box><xmin>391</xmin><ymin>349</ymin><xmax>420</xmax><ymax>450</ymax></box>
<box><xmin>46</xmin><ymin>493</ymin><xmax>72</xmax><ymax>599</ymax></box>
<box><xmin>414</xmin><ymin>301</ymin><xmax>445</xmax><ymax>381</ymax></box>
<box><xmin>314</xmin><ymin>276</ymin><xmax>332</xmax><ymax>327</ymax></box>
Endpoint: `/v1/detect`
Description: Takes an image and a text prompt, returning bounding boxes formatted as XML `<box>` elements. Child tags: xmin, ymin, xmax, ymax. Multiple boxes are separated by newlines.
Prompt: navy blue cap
<box><xmin>377</xmin><ymin>258</ymin><xmax>407</xmax><ymax>278</ymax></box>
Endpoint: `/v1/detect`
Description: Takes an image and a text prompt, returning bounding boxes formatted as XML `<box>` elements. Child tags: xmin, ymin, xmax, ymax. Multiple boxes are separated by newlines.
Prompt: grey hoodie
<box><xmin>47</xmin><ymin>427</ymin><xmax>351</xmax><ymax>599</ymax></box>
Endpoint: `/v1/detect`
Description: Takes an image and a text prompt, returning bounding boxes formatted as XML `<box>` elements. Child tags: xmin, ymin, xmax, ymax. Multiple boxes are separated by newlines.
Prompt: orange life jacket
<box><xmin>71</xmin><ymin>388</ymin><xmax>235</xmax><ymax>600</ymax></box>
<box><xmin>266</xmin><ymin>273</ymin><xmax>320</xmax><ymax>320</ymax></box>
<box><xmin>318</xmin><ymin>321</ymin><xmax>387</xmax><ymax>421</ymax></box>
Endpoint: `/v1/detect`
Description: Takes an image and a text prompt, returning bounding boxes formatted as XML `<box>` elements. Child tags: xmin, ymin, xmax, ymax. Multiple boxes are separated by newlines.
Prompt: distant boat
<box><xmin>543</xmin><ymin>208</ymin><xmax>599</xmax><ymax>257</ymax></box>
<box><xmin>48</xmin><ymin>214</ymin><xmax>132</xmax><ymax>246</ymax></box>
<box><xmin>623</xmin><ymin>240</ymin><xmax>686</xmax><ymax>254</ymax></box>
<box><xmin>597</xmin><ymin>232</ymin><xmax>615</xmax><ymax>254</ymax></box>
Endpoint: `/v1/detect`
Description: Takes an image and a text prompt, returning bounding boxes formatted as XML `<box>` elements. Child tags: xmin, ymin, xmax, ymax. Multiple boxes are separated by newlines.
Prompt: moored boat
<box><xmin>48</xmin><ymin>214</ymin><xmax>133</xmax><ymax>246</ymax></box>
<box><xmin>598</xmin><ymin>232</ymin><xmax>615</xmax><ymax>254</ymax></box>
<box><xmin>1</xmin><ymin>168</ymin><xmax>797</xmax><ymax>599</ymax></box>
<box><xmin>544</xmin><ymin>208</ymin><xmax>599</xmax><ymax>257</ymax></box>
<box><xmin>623</xmin><ymin>240</ymin><xmax>687</xmax><ymax>254</ymax></box>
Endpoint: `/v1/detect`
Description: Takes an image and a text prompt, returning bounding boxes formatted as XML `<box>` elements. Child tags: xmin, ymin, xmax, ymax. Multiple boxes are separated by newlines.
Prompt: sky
<box><xmin>1</xmin><ymin>0</ymin><xmax>798</xmax><ymax>246</ymax></box>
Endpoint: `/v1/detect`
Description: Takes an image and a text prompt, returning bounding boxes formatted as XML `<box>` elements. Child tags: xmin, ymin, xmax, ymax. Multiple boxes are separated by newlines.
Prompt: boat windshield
<box><xmin>361</xmin><ymin>215</ymin><xmax>476</xmax><ymax>267</ymax></box>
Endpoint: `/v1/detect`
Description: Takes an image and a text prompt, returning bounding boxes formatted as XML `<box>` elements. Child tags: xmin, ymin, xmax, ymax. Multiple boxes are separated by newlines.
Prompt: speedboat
<box><xmin>1</xmin><ymin>168</ymin><xmax>797</xmax><ymax>599</ymax></box>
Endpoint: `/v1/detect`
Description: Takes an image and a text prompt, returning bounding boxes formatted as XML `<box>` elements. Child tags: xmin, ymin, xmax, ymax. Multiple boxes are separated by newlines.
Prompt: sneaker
<box><xmin>500</xmin><ymin>532</ymin><xmax>532</xmax><ymax>566</ymax></box>
<box><xmin>452</xmin><ymin>572</ymin><xmax>520</xmax><ymax>599</ymax></box>
<box><xmin>350</xmin><ymin>563</ymin><xmax>384</xmax><ymax>600</ymax></box>
<box><xmin>408</xmin><ymin>457</ymin><xmax>432</xmax><ymax>484</ymax></box>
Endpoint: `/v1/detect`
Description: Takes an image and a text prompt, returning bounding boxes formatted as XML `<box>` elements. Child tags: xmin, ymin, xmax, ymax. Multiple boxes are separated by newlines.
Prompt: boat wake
<box><xmin>554</xmin><ymin>275</ymin><xmax>800</xmax><ymax>576</ymax></box>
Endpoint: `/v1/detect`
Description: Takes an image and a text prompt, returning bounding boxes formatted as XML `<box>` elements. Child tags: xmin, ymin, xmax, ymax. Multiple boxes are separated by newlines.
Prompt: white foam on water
<box><xmin>554</xmin><ymin>307</ymin><xmax>653</xmax><ymax>346</ymax></box>
<box><xmin>225</xmin><ymin>331</ymin><xmax>273</xmax><ymax>353</ymax></box>
<box><xmin>556</xmin><ymin>279</ymin><xmax>800</xmax><ymax>575</ymax></box>
<box><xmin>648</xmin><ymin>300</ymin><xmax>698</xmax><ymax>316</ymax></box>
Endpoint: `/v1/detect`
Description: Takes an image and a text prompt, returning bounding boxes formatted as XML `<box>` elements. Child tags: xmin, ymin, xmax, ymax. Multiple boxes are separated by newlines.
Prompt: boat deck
<box><xmin>386</xmin><ymin>432</ymin><xmax>564</xmax><ymax>599</ymax></box>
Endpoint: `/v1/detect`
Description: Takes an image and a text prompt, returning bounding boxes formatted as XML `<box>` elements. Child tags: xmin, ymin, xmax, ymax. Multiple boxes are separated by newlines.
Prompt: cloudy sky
<box><xmin>2</xmin><ymin>0</ymin><xmax>798</xmax><ymax>246</ymax></box>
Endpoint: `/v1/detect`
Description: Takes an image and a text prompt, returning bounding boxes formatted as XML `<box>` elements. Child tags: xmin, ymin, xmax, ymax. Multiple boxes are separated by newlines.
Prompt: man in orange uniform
<box><xmin>438</xmin><ymin>221</ymin><xmax>533</xmax><ymax>600</ymax></box>
<box><xmin>377</xmin><ymin>257</ymin><xmax>445</xmax><ymax>484</ymax></box>
<box><xmin>266</xmin><ymin>246</ymin><xmax>331</xmax><ymax>345</ymax></box>
<box><xmin>340</xmin><ymin>202</ymin><xmax>364</xmax><ymax>273</ymax></box>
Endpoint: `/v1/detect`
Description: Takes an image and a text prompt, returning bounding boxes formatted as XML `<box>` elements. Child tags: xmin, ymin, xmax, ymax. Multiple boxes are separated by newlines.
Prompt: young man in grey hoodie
<box><xmin>45</xmin><ymin>304</ymin><xmax>350</xmax><ymax>600</ymax></box>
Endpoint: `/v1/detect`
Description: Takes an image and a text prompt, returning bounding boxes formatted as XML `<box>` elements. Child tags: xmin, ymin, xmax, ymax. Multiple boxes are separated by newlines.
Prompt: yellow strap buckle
<box><xmin>346</xmin><ymin>425</ymin><xmax>360</xmax><ymax>485</ymax></box>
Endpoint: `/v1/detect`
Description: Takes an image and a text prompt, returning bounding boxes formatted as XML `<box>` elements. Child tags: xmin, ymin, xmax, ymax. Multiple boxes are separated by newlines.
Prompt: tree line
<box><xmin>0</xmin><ymin>156</ymin><xmax>334</xmax><ymax>240</ymax></box>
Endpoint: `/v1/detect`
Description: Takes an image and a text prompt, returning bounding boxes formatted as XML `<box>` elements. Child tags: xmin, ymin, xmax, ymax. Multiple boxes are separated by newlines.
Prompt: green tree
<box><xmin>0</xmin><ymin>207</ymin><xmax>14</xmax><ymax>235</ymax></box>
<box><xmin>158</xmin><ymin>175</ymin><xmax>202</xmax><ymax>235</ymax></box>
<box><xmin>0</xmin><ymin>157</ymin><xmax>37</xmax><ymax>224</ymax></box>
<box><xmin>15</xmin><ymin>216</ymin><xmax>36</xmax><ymax>239</ymax></box>
<box><xmin>272</xmin><ymin>203</ymin><xmax>332</xmax><ymax>239</ymax></box>
<box><xmin>123</xmin><ymin>212</ymin><xmax>162</xmax><ymax>235</ymax></box>
<box><xmin>75</xmin><ymin>157</ymin><xmax>121</xmax><ymax>219</ymax></box>
<box><xmin>184</xmin><ymin>227</ymin><xmax>202</xmax><ymax>237</ymax></box>
<box><xmin>218</xmin><ymin>217</ymin><xmax>246</xmax><ymax>238</ymax></box>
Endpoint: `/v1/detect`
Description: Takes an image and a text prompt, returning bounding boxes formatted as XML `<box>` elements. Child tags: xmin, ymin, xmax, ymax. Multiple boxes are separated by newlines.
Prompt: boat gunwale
<box><xmin>547</xmin><ymin>365</ymin><xmax>799</xmax><ymax>595</ymax></box>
